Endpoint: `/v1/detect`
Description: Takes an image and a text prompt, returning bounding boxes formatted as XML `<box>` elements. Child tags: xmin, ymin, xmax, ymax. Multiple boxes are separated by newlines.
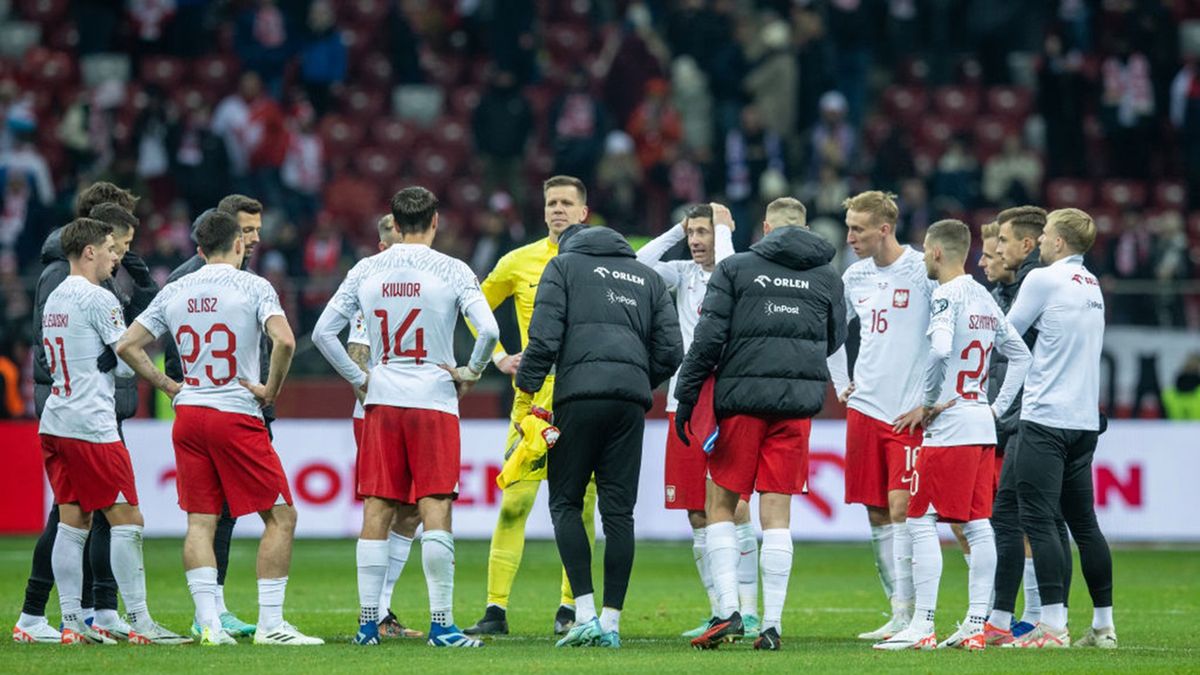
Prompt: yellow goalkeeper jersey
<box><xmin>480</xmin><ymin>237</ymin><xmax>558</xmax><ymax>355</ymax></box>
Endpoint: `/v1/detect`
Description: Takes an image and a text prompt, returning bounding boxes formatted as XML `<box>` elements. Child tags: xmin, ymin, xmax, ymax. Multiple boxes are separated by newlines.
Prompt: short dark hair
<box><xmin>997</xmin><ymin>205</ymin><xmax>1047</xmax><ymax>241</ymax></box>
<box><xmin>542</xmin><ymin>175</ymin><xmax>587</xmax><ymax>204</ymax></box>
<box><xmin>390</xmin><ymin>187</ymin><xmax>439</xmax><ymax>235</ymax></box>
<box><xmin>74</xmin><ymin>181</ymin><xmax>138</xmax><ymax>218</ymax></box>
<box><xmin>685</xmin><ymin>203</ymin><xmax>713</xmax><ymax>222</ymax></box>
<box><xmin>61</xmin><ymin>218</ymin><xmax>114</xmax><ymax>259</ymax></box>
<box><xmin>195</xmin><ymin>209</ymin><xmax>242</xmax><ymax>256</ymax></box>
<box><xmin>926</xmin><ymin>218</ymin><xmax>971</xmax><ymax>258</ymax></box>
<box><xmin>217</xmin><ymin>194</ymin><xmax>264</xmax><ymax>217</ymax></box>
<box><xmin>89</xmin><ymin>203</ymin><xmax>139</xmax><ymax>233</ymax></box>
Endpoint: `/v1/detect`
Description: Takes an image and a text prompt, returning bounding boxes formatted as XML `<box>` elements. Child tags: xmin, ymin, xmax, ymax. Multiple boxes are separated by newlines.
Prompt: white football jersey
<box><xmin>842</xmin><ymin>247</ymin><xmax>939</xmax><ymax>423</ymax></box>
<box><xmin>348</xmin><ymin>310</ymin><xmax>369</xmax><ymax>419</ymax></box>
<box><xmin>136</xmin><ymin>263</ymin><xmax>284</xmax><ymax>418</ymax></box>
<box><xmin>1007</xmin><ymin>255</ymin><xmax>1105</xmax><ymax>431</ymax></box>
<box><xmin>922</xmin><ymin>275</ymin><xmax>1024</xmax><ymax>447</ymax></box>
<box><xmin>636</xmin><ymin>222</ymin><xmax>734</xmax><ymax>412</ymax></box>
<box><xmin>39</xmin><ymin>276</ymin><xmax>127</xmax><ymax>443</ymax></box>
<box><xmin>327</xmin><ymin>243</ymin><xmax>488</xmax><ymax>417</ymax></box>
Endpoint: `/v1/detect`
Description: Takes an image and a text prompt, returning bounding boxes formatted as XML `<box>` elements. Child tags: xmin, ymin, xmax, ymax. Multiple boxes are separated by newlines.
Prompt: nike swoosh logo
<box><xmin>856</xmin><ymin>297</ymin><xmax>869</xmax><ymax>304</ymax></box>
<box><xmin>529</xmin><ymin>283</ymin><xmax>539</xmax><ymax>288</ymax></box>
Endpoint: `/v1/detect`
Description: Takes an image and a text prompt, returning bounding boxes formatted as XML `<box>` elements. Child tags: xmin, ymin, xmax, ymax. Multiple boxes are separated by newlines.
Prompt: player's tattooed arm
<box><xmin>348</xmin><ymin>343</ymin><xmax>370</xmax><ymax>403</ymax></box>
<box><xmin>115</xmin><ymin>323</ymin><xmax>182</xmax><ymax>399</ymax></box>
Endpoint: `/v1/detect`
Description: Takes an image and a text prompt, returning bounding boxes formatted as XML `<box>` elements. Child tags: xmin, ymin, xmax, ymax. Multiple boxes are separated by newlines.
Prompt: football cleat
<box><xmin>253</xmin><ymin>622</ymin><xmax>323</xmax><ymax>645</ymax></box>
<box><xmin>753</xmin><ymin>626</ymin><xmax>781</xmax><ymax>651</ymax></box>
<box><xmin>380</xmin><ymin>611</ymin><xmax>424</xmax><ymax>638</ymax></box>
<box><xmin>128</xmin><ymin>622</ymin><xmax>192</xmax><ymax>645</ymax></box>
<box><xmin>1003</xmin><ymin>623</ymin><xmax>1070</xmax><ymax>649</ymax></box>
<box><xmin>873</xmin><ymin>624</ymin><xmax>937</xmax><ymax>651</ymax></box>
<box><xmin>12</xmin><ymin>621</ymin><xmax>61</xmax><ymax>644</ymax></box>
<box><xmin>1011</xmin><ymin>620</ymin><xmax>1036</xmax><ymax>638</ymax></box>
<box><xmin>555</xmin><ymin>617</ymin><xmax>601</xmax><ymax>647</ymax></box>
<box><xmin>690</xmin><ymin>611</ymin><xmax>743</xmax><ymax>650</ymax></box>
<box><xmin>201</xmin><ymin>625</ymin><xmax>237</xmax><ymax>646</ymax></box>
<box><xmin>983</xmin><ymin>621</ymin><xmax>1015</xmax><ymax>646</ymax></box>
<box><xmin>937</xmin><ymin>623</ymin><xmax>985</xmax><ymax>650</ymax></box>
<box><xmin>681</xmin><ymin>617</ymin><xmax>716</xmax><ymax>638</ymax></box>
<box><xmin>597</xmin><ymin>630</ymin><xmax>621</xmax><ymax>649</ymax></box>
<box><xmin>742</xmin><ymin>614</ymin><xmax>761</xmax><ymax>639</ymax></box>
<box><xmin>464</xmin><ymin>605</ymin><xmax>508</xmax><ymax>636</ymax></box>
<box><xmin>352</xmin><ymin>621</ymin><xmax>380</xmax><ymax>646</ymax></box>
<box><xmin>220</xmin><ymin>611</ymin><xmax>256</xmax><ymax>637</ymax></box>
<box><xmin>858</xmin><ymin>612</ymin><xmax>910</xmax><ymax>641</ymax></box>
<box><xmin>91</xmin><ymin>615</ymin><xmax>131</xmax><ymax>642</ymax></box>
<box><xmin>427</xmin><ymin>623</ymin><xmax>483</xmax><ymax>648</ymax></box>
<box><xmin>553</xmin><ymin>605</ymin><xmax>576</xmax><ymax>636</ymax></box>
<box><xmin>61</xmin><ymin>619</ymin><xmax>116</xmax><ymax>645</ymax></box>
<box><xmin>1074</xmin><ymin>626</ymin><xmax>1117</xmax><ymax>649</ymax></box>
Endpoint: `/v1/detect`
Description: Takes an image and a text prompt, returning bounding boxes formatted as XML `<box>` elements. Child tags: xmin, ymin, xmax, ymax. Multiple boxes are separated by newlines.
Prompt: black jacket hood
<box><xmin>559</xmin><ymin>225</ymin><xmax>636</xmax><ymax>258</ymax></box>
<box><xmin>1016</xmin><ymin>248</ymin><xmax>1041</xmax><ymax>284</ymax></box>
<box><xmin>750</xmin><ymin>226</ymin><xmax>836</xmax><ymax>271</ymax></box>
<box><xmin>41</xmin><ymin>227</ymin><xmax>66</xmax><ymax>264</ymax></box>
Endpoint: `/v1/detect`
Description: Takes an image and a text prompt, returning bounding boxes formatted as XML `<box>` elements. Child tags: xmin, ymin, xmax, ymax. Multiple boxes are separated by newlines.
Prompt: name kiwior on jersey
<box><xmin>328</xmin><ymin>243</ymin><xmax>487</xmax><ymax>417</ymax></box>
<box><xmin>136</xmin><ymin>263</ymin><xmax>284</xmax><ymax>419</ymax></box>
<box><xmin>842</xmin><ymin>247</ymin><xmax>940</xmax><ymax>423</ymax></box>
<box><xmin>39</xmin><ymin>276</ymin><xmax>127</xmax><ymax>443</ymax></box>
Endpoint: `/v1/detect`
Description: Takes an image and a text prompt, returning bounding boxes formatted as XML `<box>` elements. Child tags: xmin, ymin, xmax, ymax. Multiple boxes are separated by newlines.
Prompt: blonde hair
<box><xmin>765</xmin><ymin>197</ymin><xmax>807</xmax><ymax>228</ymax></box>
<box><xmin>980</xmin><ymin>221</ymin><xmax>999</xmax><ymax>240</ymax></box>
<box><xmin>1047</xmin><ymin>208</ymin><xmax>1097</xmax><ymax>254</ymax></box>
<box><xmin>842</xmin><ymin>190</ymin><xmax>899</xmax><ymax>227</ymax></box>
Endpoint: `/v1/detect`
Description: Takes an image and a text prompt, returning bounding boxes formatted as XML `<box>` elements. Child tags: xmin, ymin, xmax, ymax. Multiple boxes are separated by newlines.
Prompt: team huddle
<box><xmin>13</xmin><ymin>176</ymin><xmax>1115</xmax><ymax>652</ymax></box>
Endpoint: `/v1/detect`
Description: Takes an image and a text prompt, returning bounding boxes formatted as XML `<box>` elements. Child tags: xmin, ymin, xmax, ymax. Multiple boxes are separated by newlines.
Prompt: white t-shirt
<box><xmin>348</xmin><ymin>310</ymin><xmax>369</xmax><ymax>419</ymax></box>
<box><xmin>39</xmin><ymin>276</ymin><xmax>127</xmax><ymax>443</ymax></box>
<box><xmin>836</xmin><ymin>247</ymin><xmax>939</xmax><ymax>423</ymax></box>
<box><xmin>135</xmin><ymin>263</ymin><xmax>285</xmax><ymax>419</ymax></box>
<box><xmin>327</xmin><ymin>244</ymin><xmax>490</xmax><ymax>417</ymax></box>
<box><xmin>636</xmin><ymin>222</ymin><xmax>734</xmax><ymax>412</ymax></box>
<box><xmin>921</xmin><ymin>275</ymin><xmax>1030</xmax><ymax>447</ymax></box>
<box><xmin>1006</xmin><ymin>255</ymin><xmax>1105</xmax><ymax>431</ymax></box>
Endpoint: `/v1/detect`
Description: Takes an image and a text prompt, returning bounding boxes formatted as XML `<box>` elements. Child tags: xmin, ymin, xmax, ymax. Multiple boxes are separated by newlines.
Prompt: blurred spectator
<box><xmin>597</xmin><ymin>3</ymin><xmax>669</xmax><ymax>128</ymax></box>
<box><xmin>74</xmin><ymin>0</ymin><xmax>122</xmax><ymax>55</ymax></box>
<box><xmin>483</xmin><ymin>0</ymin><xmax>537</xmax><ymax>85</ymax></box>
<box><xmin>168</xmin><ymin>102</ymin><xmax>230</xmax><ymax>213</ymax></box>
<box><xmin>130</xmin><ymin>0</ymin><xmax>176</xmax><ymax>66</ymax></box>
<box><xmin>708</xmin><ymin>12</ymin><xmax>752</xmax><ymax>140</ymax></box>
<box><xmin>596</xmin><ymin>131</ymin><xmax>643</xmax><ymax>232</ymax></box>
<box><xmin>299</xmin><ymin>0</ymin><xmax>347</xmax><ymax>117</ymax></box>
<box><xmin>235</xmin><ymin>0</ymin><xmax>295</xmax><ymax>98</ymax></box>
<box><xmin>0</xmin><ymin>126</ymin><xmax>53</xmax><ymax>208</ymax></box>
<box><xmin>549</xmin><ymin>71</ymin><xmax>607</xmax><ymax>188</ymax></box>
<box><xmin>791</xmin><ymin>4</ymin><xmax>835</xmax><ymax>134</ymax></box>
<box><xmin>744</xmin><ymin>19</ymin><xmax>797</xmax><ymax>139</ymax></box>
<box><xmin>301</xmin><ymin>210</ymin><xmax>352</xmax><ymax>324</ymax></box>
<box><xmin>1038</xmin><ymin>33</ymin><xmax>1089</xmax><ymax>177</ymax></box>
<box><xmin>472</xmin><ymin>70</ymin><xmax>533</xmax><ymax>205</ymax></box>
<box><xmin>281</xmin><ymin>101</ymin><xmax>324</xmax><ymax>226</ymax></box>
<box><xmin>1170</xmin><ymin>56</ymin><xmax>1200</xmax><ymax>208</ymax></box>
<box><xmin>388</xmin><ymin>1</ymin><xmax>424</xmax><ymax>84</ymax></box>
<box><xmin>671</xmin><ymin>56</ymin><xmax>713</xmax><ymax>158</ymax></box>
<box><xmin>932</xmin><ymin>135</ymin><xmax>981</xmax><ymax>210</ymax></box>
<box><xmin>168</xmin><ymin>0</ymin><xmax>212</xmax><ymax>57</ymax></box>
<box><xmin>213</xmin><ymin>72</ymin><xmax>261</xmax><ymax>187</ymax></box>
<box><xmin>1101</xmin><ymin>38</ymin><xmax>1155</xmax><ymax>178</ymax></box>
<box><xmin>1105</xmin><ymin>209</ymin><xmax>1157</xmax><ymax>325</ymax></box>
<box><xmin>870</xmin><ymin>125</ymin><xmax>916</xmax><ymax>195</ymax></box>
<box><xmin>802</xmin><ymin>164</ymin><xmax>851</xmax><ymax>220</ymax></box>
<box><xmin>983</xmin><ymin>136</ymin><xmax>1043</xmax><ymax>206</ymax></box>
<box><xmin>1152</xmin><ymin>212</ymin><xmax>1192</xmax><ymax>326</ymax></box>
<box><xmin>0</xmin><ymin>252</ymin><xmax>30</xmax><ymax>329</ymax></box>
<box><xmin>809</xmin><ymin>91</ymin><xmax>856</xmax><ymax>179</ymax></box>
<box><xmin>665</xmin><ymin>0</ymin><xmax>728</xmax><ymax>76</ymax></box>
<box><xmin>725</xmin><ymin>104</ymin><xmax>785</xmax><ymax>249</ymax></box>
<box><xmin>1163</xmin><ymin>353</ymin><xmax>1200</xmax><ymax>420</ymax></box>
<box><xmin>470</xmin><ymin>192</ymin><xmax>519</xmax><ymax>278</ymax></box>
<box><xmin>668</xmin><ymin>149</ymin><xmax>706</xmax><ymax>212</ymax></box>
<box><xmin>628</xmin><ymin>78</ymin><xmax>684</xmax><ymax>227</ymax></box>
<box><xmin>826</xmin><ymin>0</ymin><xmax>875</xmax><ymax>124</ymax></box>
<box><xmin>132</xmin><ymin>89</ymin><xmax>174</xmax><ymax>208</ymax></box>
<box><xmin>0</xmin><ymin>170</ymin><xmax>49</xmax><ymax>263</ymax></box>
<box><xmin>0</xmin><ymin>336</ymin><xmax>28</xmax><ymax>419</ymax></box>
<box><xmin>897</xmin><ymin>178</ymin><xmax>933</xmax><ymax>244</ymax></box>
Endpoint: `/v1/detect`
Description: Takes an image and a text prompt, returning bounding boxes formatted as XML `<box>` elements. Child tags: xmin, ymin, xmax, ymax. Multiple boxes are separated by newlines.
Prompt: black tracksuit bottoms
<box><xmin>548</xmin><ymin>399</ymin><xmax>645</xmax><ymax>611</ymax></box>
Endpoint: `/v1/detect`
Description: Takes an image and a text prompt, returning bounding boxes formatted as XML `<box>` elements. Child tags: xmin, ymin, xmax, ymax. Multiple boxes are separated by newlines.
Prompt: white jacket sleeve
<box><xmin>635</xmin><ymin>222</ymin><xmax>686</xmax><ymax>290</ymax></box>
<box><xmin>991</xmin><ymin>317</ymin><xmax>1032</xmax><ymax>418</ymax></box>
<box><xmin>313</xmin><ymin>305</ymin><xmax>367</xmax><ymax>388</ymax></box>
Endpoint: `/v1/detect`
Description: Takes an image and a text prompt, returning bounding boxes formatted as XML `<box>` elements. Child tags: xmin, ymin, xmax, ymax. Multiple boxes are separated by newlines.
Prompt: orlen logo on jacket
<box><xmin>594</xmin><ymin>266</ymin><xmax>645</xmax><ymax>285</ymax></box>
<box><xmin>754</xmin><ymin>274</ymin><xmax>810</xmax><ymax>290</ymax></box>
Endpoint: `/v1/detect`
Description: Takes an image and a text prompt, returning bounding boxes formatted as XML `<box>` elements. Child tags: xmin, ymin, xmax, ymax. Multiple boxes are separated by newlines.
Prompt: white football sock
<box><xmin>186</xmin><ymin>566</ymin><xmax>220</xmax><ymax>631</ymax></box>
<box><xmin>52</xmin><ymin>523</ymin><xmax>88</xmax><ymax>623</ymax></box>
<box><xmin>1021</xmin><ymin>557</ymin><xmax>1042</xmax><ymax>624</ymax></box>
<box><xmin>892</xmin><ymin>521</ymin><xmax>915</xmax><ymax>613</ymax></box>
<box><xmin>379</xmin><ymin>531</ymin><xmax>413</xmax><ymax>612</ymax></box>
<box><xmin>963</xmin><ymin>552</ymin><xmax>972</xmax><ymax>568</ymax></box>
<box><xmin>599</xmin><ymin>606</ymin><xmax>620</xmax><ymax>634</ymax></box>
<box><xmin>422</xmin><ymin>530</ymin><xmax>455</xmax><ymax>627</ymax></box>
<box><xmin>257</xmin><ymin>577</ymin><xmax>287</xmax><ymax>632</ymax></box>
<box><xmin>735</xmin><ymin>522</ymin><xmax>759</xmax><ymax>617</ymax></box>
<box><xmin>1042</xmin><ymin>602</ymin><xmax>1067</xmax><ymax>629</ymax></box>
<box><xmin>214</xmin><ymin>584</ymin><xmax>229</xmax><ymax>615</ymax></box>
<box><xmin>691</xmin><ymin>527</ymin><xmax>719</xmax><ymax>616</ymax></box>
<box><xmin>110</xmin><ymin>524</ymin><xmax>152</xmax><ymax>630</ymax></box>
<box><xmin>17</xmin><ymin>613</ymin><xmax>46</xmax><ymax>629</ymax></box>
<box><xmin>356</xmin><ymin>538</ymin><xmax>387</xmax><ymax>625</ymax></box>
<box><xmin>573</xmin><ymin>593</ymin><xmax>597</xmax><ymax>624</ymax></box>
<box><xmin>907</xmin><ymin>515</ymin><xmax>940</xmax><ymax>632</ymax></box>
<box><xmin>988</xmin><ymin>608</ymin><xmax>1013</xmax><ymax>629</ymax></box>
<box><xmin>705</xmin><ymin>521</ymin><xmax>739</xmax><ymax>618</ymax></box>
<box><xmin>1092</xmin><ymin>606</ymin><xmax>1114</xmax><ymax>630</ymax></box>
<box><xmin>93</xmin><ymin>608</ymin><xmax>120</xmax><ymax>628</ymax></box>
<box><xmin>962</xmin><ymin>520</ymin><xmax>996</xmax><ymax>624</ymax></box>
<box><xmin>759</xmin><ymin>528</ymin><xmax>792</xmax><ymax>634</ymax></box>
<box><xmin>869</xmin><ymin>523</ymin><xmax>896</xmax><ymax>600</ymax></box>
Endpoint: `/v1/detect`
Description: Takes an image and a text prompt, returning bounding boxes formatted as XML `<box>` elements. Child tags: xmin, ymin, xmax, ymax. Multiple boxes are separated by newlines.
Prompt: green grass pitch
<box><xmin>0</xmin><ymin>538</ymin><xmax>1196</xmax><ymax>672</ymax></box>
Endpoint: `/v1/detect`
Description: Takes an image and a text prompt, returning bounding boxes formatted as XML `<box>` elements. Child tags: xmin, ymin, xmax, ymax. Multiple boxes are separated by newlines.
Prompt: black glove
<box><xmin>1098</xmin><ymin>411</ymin><xmax>1108</xmax><ymax>435</ymax></box>
<box><xmin>97</xmin><ymin>346</ymin><xmax>118</xmax><ymax>373</ymax></box>
<box><xmin>121</xmin><ymin>251</ymin><xmax>154</xmax><ymax>286</ymax></box>
<box><xmin>675</xmin><ymin>401</ymin><xmax>694</xmax><ymax>446</ymax></box>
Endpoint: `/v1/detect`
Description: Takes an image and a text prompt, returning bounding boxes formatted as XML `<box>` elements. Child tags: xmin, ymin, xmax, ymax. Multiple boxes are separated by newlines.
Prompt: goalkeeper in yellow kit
<box><xmin>464</xmin><ymin>176</ymin><xmax>598</xmax><ymax>636</ymax></box>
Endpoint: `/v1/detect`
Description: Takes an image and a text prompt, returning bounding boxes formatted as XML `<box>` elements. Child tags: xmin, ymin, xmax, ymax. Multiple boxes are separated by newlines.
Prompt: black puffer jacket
<box><xmin>517</xmin><ymin>225</ymin><xmax>682</xmax><ymax>410</ymax></box>
<box><xmin>675</xmin><ymin>226</ymin><xmax>846</xmax><ymax>419</ymax></box>
<box><xmin>33</xmin><ymin>228</ymin><xmax>158</xmax><ymax>420</ymax></box>
<box><xmin>991</xmin><ymin>249</ymin><xmax>1041</xmax><ymax>448</ymax></box>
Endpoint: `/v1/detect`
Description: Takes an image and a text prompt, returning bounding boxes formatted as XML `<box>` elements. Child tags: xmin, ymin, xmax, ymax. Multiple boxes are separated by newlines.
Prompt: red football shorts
<box><xmin>41</xmin><ymin>434</ymin><xmax>139</xmax><ymax>512</ymax></box>
<box><xmin>173</xmin><ymin>405</ymin><xmax>293</xmax><ymax>518</ymax></box>
<box><xmin>709</xmin><ymin>415</ymin><xmax>810</xmax><ymax>497</ymax></box>
<box><xmin>360</xmin><ymin>405</ymin><xmax>460</xmax><ymax>502</ymax></box>
<box><xmin>992</xmin><ymin>449</ymin><xmax>1005</xmax><ymax>500</ymax></box>
<box><xmin>664</xmin><ymin>412</ymin><xmax>708</xmax><ymax>510</ymax></box>
<box><xmin>352</xmin><ymin>416</ymin><xmax>366</xmax><ymax>501</ymax></box>
<box><xmin>353</xmin><ymin>416</ymin><xmax>365</xmax><ymax>449</ymax></box>
<box><xmin>907</xmin><ymin>444</ymin><xmax>996</xmax><ymax>522</ymax></box>
<box><xmin>843</xmin><ymin>408</ymin><xmax>921</xmax><ymax>508</ymax></box>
